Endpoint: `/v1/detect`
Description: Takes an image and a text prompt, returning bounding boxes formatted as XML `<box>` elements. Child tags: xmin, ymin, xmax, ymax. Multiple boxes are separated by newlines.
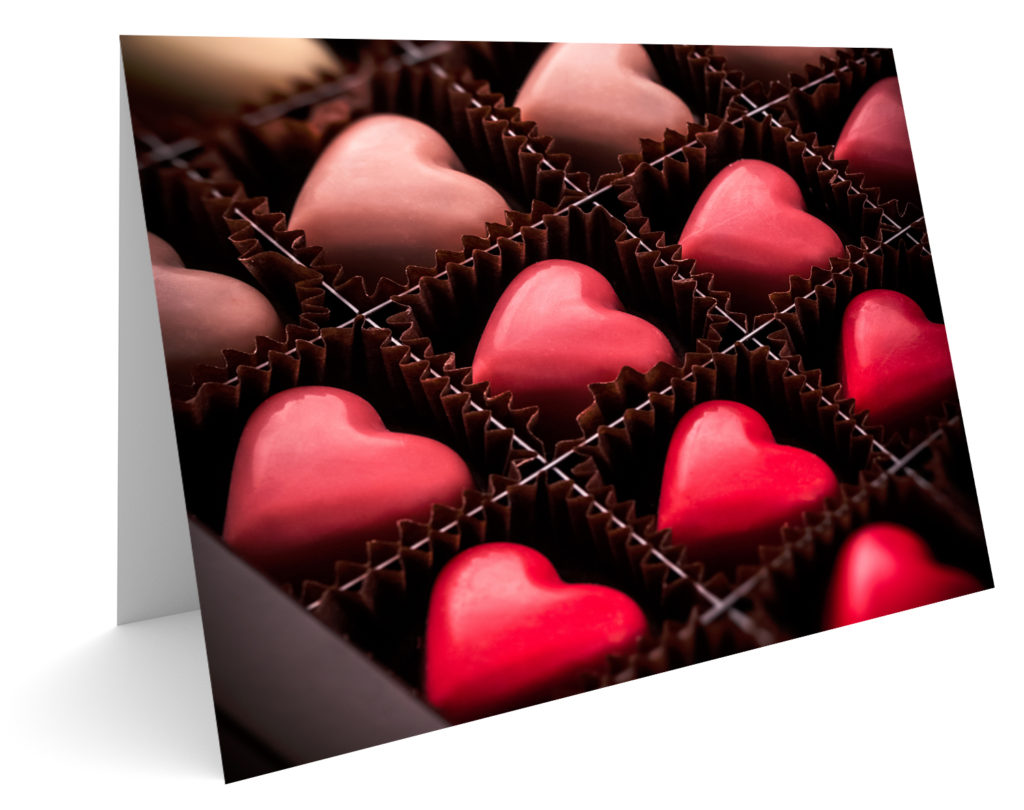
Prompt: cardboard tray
<box><xmin>189</xmin><ymin>518</ymin><xmax>447</xmax><ymax>781</ymax></box>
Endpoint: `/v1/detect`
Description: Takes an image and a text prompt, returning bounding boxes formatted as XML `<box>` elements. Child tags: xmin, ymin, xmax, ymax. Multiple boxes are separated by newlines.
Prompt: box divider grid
<box><xmin>135</xmin><ymin>41</ymin><xmax>969</xmax><ymax>653</ymax></box>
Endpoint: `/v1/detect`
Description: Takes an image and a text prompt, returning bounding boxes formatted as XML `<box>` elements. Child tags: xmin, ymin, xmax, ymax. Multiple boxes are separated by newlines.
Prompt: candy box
<box><xmin>123</xmin><ymin>37</ymin><xmax>992</xmax><ymax>781</ymax></box>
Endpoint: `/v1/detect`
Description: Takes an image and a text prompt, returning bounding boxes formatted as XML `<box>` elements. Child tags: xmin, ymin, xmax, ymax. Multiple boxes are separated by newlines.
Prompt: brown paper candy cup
<box><xmin>765</xmin><ymin>239</ymin><xmax>956</xmax><ymax>446</ymax></box>
<box><xmin>614</xmin><ymin>114</ymin><xmax>894</xmax><ymax>323</ymax></box>
<box><xmin>774</xmin><ymin>50</ymin><xmax>920</xmax><ymax>212</ymax></box>
<box><xmin>748</xmin><ymin>473</ymin><xmax>991</xmax><ymax>640</ymax></box>
<box><xmin>709</xmin><ymin>46</ymin><xmax>879</xmax><ymax>101</ymax></box>
<box><xmin>300</xmin><ymin>465</ymin><xmax>756</xmax><ymax>711</ymax></box>
<box><xmin>570</xmin><ymin>345</ymin><xmax>889</xmax><ymax>588</ymax></box>
<box><xmin>456</xmin><ymin>41</ymin><xmax>552</xmax><ymax>100</ymax></box>
<box><xmin>174</xmin><ymin>321</ymin><xmax>537</xmax><ymax>570</ymax></box>
<box><xmin>388</xmin><ymin>203</ymin><xmax>739</xmax><ymax>450</ymax></box>
<box><xmin>182</xmin><ymin>49</ymin><xmax>591</xmax><ymax>306</ymax></box>
<box><xmin>507</xmin><ymin>44</ymin><xmax>744</xmax><ymax>187</ymax></box>
<box><xmin>139</xmin><ymin>164</ymin><xmax>331</xmax><ymax>399</ymax></box>
<box><xmin>780</xmin><ymin>48</ymin><xmax>896</xmax><ymax>155</ymax></box>
<box><xmin>643</xmin><ymin>45</ymin><xmax>747</xmax><ymax>120</ymax></box>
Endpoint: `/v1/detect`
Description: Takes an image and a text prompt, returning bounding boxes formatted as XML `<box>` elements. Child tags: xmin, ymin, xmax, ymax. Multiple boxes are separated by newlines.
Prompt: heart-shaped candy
<box><xmin>839</xmin><ymin>289</ymin><xmax>955</xmax><ymax>431</ymax></box>
<box><xmin>658</xmin><ymin>400</ymin><xmax>839</xmax><ymax>572</ymax></box>
<box><xmin>514</xmin><ymin>43</ymin><xmax>694</xmax><ymax>179</ymax></box>
<box><xmin>834</xmin><ymin>77</ymin><xmax>918</xmax><ymax>202</ymax></box>
<box><xmin>824</xmin><ymin>523</ymin><xmax>981</xmax><ymax>629</ymax></box>
<box><xmin>290</xmin><ymin>114</ymin><xmax>509</xmax><ymax>287</ymax></box>
<box><xmin>472</xmin><ymin>259</ymin><xmax>677</xmax><ymax>440</ymax></box>
<box><xmin>424</xmin><ymin>542</ymin><xmax>647</xmax><ymax>723</ymax></box>
<box><xmin>222</xmin><ymin>386</ymin><xmax>474</xmax><ymax>582</ymax></box>
<box><xmin>149</xmin><ymin>233</ymin><xmax>284</xmax><ymax>388</ymax></box>
<box><xmin>677</xmin><ymin>159</ymin><xmax>844</xmax><ymax>316</ymax></box>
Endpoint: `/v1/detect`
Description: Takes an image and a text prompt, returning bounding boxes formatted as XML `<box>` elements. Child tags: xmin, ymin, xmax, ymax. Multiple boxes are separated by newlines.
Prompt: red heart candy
<box><xmin>834</xmin><ymin>77</ymin><xmax>918</xmax><ymax>202</ymax></box>
<box><xmin>424</xmin><ymin>543</ymin><xmax>647</xmax><ymax>723</ymax></box>
<box><xmin>222</xmin><ymin>386</ymin><xmax>474</xmax><ymax>582</ymax></box>
<box><xmin>658</xmin><ymin>401</ymin><xmax>839</xmax><ymax>572</ymax></box>
<box><xmin>839</xmin><ymin>289</ymin><xmax>955</xmax><ymax>431</ymax></box>
<box><xmin>472</xmin><ymin>259</ymin><xmax>677</xmax><ymax>440</ymax></box>
<box><xmin>824</xmin><ymin>522</ymin><xmax>981</xmax><ymax>629</ymax></box>
<box><xmin>677</xmin><ymin>159</ymin><xmax>844</xmax><ymax>316</ymax></box>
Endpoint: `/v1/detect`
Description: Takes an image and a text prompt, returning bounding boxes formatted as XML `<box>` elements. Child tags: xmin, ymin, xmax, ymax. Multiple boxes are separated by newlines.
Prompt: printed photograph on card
<box><xmin>120</xmin><ymin>36</ymin><xmax>994</xmax><ymax>781</ymax></box>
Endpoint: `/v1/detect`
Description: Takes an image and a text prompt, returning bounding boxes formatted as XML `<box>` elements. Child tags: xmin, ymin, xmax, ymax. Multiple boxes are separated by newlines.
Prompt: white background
<box><xmin>3</xmin><ymin>1</ymin><xmax>1022</xmax><ymax>807</ymax></box>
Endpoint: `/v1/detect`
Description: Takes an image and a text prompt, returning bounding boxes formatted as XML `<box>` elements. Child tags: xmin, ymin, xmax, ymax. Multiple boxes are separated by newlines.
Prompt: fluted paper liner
<box><xmin>765</xmin><ymin>240</ymin><xmax>958</xmax><ymax>447</ymax></box>
<box><xmin>300</xmin><ymin>469</ymin><xmax>759</xmax><ymax>709</ymax></box>
<box><xmin>570</xmin><ymin>345</ymin><xmax>889</xmax><ymax>587</ymax></box>
<box><xmin>387</xmin><ymin>203</ymin><xmax>741</xmax><ymax>449</ymax></box>
<box><xmin>748</xmin><ymin>473</ymin><xmax>991</xmax><ymax>640</ymax></box>
<box><xmin>615</xmin><ymin>114</ymin><xmax>900</xmax><ymax>321</ymax></box>
<box><xmin>643</xmin><ymin>45</ymin><xmax>747</xmax><ymax>120</ymax></box>
<box><xmin>706</xmin><ymin>46</ymin><xmax>878</xmax><ymax>101</ymax></box>
<box><xmin>139</xmin><ymin>163</ymin><xmax>333</xmax><ymax>400</ymax></box>
<box><xmin>780</xmin><ymin>49</ymin><xmax>894</xmax><ymax>143</ymax></box>
<box><xmin>507</xmin><ymin>44</ymin><xmax>751</xmax><ymax>189</ymax></box>
<box><xmin>452</xmin><ymin>45</ymin><xmax>878</xmax><ymax>189</ymax></box>
<box><xmin>774</xmin><ymin>50</ymin><xmax>921</xmax><ymax>213</ymax></box>
<box><xmin>140</xmin><ymin>165</ymin><xmax>244</xmax><ymax>278</ymax></box>
<box><xmin>177</xmin><ymin>51</ymin><xmax>591</xmax><ymax>307</ymax></box>
<box><xmin>175</xmin><ymin>321</ymin><xmax>536</xmax><ymax>558</ymax></box>
<box><xmin>457</xmin><ymin>41</ymin><xmax>551</xmax><ymax>100</ymax></box>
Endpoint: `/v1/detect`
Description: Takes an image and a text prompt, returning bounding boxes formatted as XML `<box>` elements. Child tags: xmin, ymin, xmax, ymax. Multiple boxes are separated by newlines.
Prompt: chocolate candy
<box><xmin>514</xmin><ymin>43</ymin><xmax>694</xmax><ymax>179</ymax></box>
<box><xmin>834</xmin><ymin>77</ymin><xmax>918</xmax><ymax>201</ymax></box>
<box><xmin>148</xmin><ymin>233</ymin><xmax>284</xmax><ymax>388</ymax></box>
<box><xmin>824</xmin><ymin>523</ymin><xmax>981</xmax><ymax>628</ymax></box>
<box><xmin>290</xmin><ymin>114</ymin><xmax>509</xmax><ymax>288</ymax></box>
<box><xmin>472</xmin><ymin>259</ymin><xmax>677</xmax><ymax>440</ymax></box>
<box><xmin>121</xmin><ymin>35</ymin><xmax>341</xmax><ymax>126</ymax></box>
<box><xmin>424</xmin><ymin>542</ymin><xmax>646</xmax><ymax>723</ymax></box>
<box><xmin>713</xmin><ymin>45</ymin><xmax>837</xmax><ymax>85</ymax></box>
<box><xmin>677</xmin><ymin>159</ymin><xmax>844</xmax><ymax>315</ymax></box>
<box><xmin>658</xmin><ymin>401</ymin><xmax>839</xmax><ymax>572</ymax></box>
<box><xmin>839</xmin><ymin>289</ymin><xmax>955</xmax><ymax>432</ymax></box>
<box><xmin>222</xmin><ymin>386</ymin><xmax>474</xmax><ymax>582</ymax></box>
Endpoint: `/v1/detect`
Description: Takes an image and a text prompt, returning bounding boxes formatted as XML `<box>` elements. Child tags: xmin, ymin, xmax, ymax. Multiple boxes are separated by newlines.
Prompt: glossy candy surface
<box><xmin>834</xmin><ymin>77</ymin><xmax>917</xmax><ymax>201</ymax></box>
<box><xmin>677</xmin><ymin>160</ymin><xmax>844</xmax><ymax>316</ymax></box>
<box><xmin>222</xmin><ymin>387</ymin><xmax>474</xmax><ymax>582</ymax></box>
<box><xmin>290</xmin><ymin>114</ymin><xmax>508</xmax><ymax>287</ymax></box>
<box><xmin>472</xmin><ymin>259</ymin><xmax>677</xmax><ymax>440</ymax></box>
<box><xmin>514</xmin><ymin>43</ymin><xmax>694</xmax><ymax>178</ymax></box>
<box><xmin>824</xmin><ymin>523</ymin><xmax>981</xmax><ymax>628</ymax></box>
<box><xmin>839</xmin><ymin>289</ymin><xmax>955</xmax><ymax>432</ymax></box>
<box><xmin>149</xmin><ymin>233</ymin><xmax>284</xmax><ymax>388</ymax></box>
<box><xmin>658</xmin><ymin>400</ymin><xmax>839</xmax><ymax>571</ymax></box>
<box><xmin>424</xmin><ymin>543</ymin><xmax>647</xmax><ymax>723</ymax></box>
